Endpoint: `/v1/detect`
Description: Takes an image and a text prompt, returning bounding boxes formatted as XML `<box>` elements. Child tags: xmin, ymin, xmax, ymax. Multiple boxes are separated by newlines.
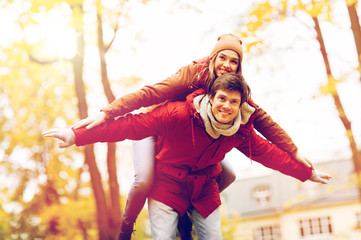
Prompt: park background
<box><xmin>0</xmin><ymin>0</ymin><xmax>361</xmax><ymax>239</ymax></box>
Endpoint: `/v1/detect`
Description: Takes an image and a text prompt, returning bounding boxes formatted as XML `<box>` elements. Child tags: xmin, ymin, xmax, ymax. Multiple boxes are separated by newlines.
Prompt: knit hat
<box><xmin>210</xmin><ymin>34</ymin><xmax>243</xmax><ymax>62</ymax></box>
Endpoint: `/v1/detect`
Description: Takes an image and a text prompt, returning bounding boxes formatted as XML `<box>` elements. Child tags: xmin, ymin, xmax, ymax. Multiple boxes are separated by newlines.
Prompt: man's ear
<box><xmin>209</xmin><ymin>95</ymin><xmax>214</xmax><ymax>105</ymax></box>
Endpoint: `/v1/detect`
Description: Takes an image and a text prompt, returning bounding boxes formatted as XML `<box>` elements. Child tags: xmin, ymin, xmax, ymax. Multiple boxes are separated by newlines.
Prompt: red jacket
<box><xmin>74</xmin><ymin>91</ymin><xmax>312</xmax><ymax>218</ymax></box>
<box><xmin>101</xmin><ymin>57</ymin><xmax>298</xmax><ymax>155</ymax></box>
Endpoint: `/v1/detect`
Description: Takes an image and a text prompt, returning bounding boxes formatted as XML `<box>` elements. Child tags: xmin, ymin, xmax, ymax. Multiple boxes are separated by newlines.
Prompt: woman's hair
<box><xmin>200</xmin><ymin>53</ymin><xmax>243</xmax><ymax>94</ymax></box>
<box><xmin>209</xmin><ymin>72</ymin><xmax>251</xmax><ymax>106</ymax></box>
<box><xmin>199</xmin><ymin>34</ymin><xmax>244</xmax><ymax>93</ymax></box>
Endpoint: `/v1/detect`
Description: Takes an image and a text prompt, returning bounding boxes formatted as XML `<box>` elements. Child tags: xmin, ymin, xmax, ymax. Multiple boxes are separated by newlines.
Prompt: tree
<box><xmin>71</xmin><ymin>2</ymin><xmax>114</xmax><ymax>239</ymax></box>
<box><xmin>344</xmin><ymin>0</ymin><xmax>361</xmax><ymax>79</ymax></box>
<box><xmin>95</xmin><ymin>0</ymin><xmax>122</xmax><ymax>235</ymax></box>
<box><xmin>240</xmin><ymin>0</ymin><xmax>361</xmax><ymax>196</ymax></box>
<box><xmin>0</xmin><ymin>0</ymin><xmax>100</xmax><ymax>238</ymax></box>
<box><xmin>310</xmin><ymin>8</ymin><xmax>361</xmax><ymax>196</ymax></box>
<box><xmin>0</xmin><ymin>0</ymin><xmax>141</xmax><ymax>238</ymax></box>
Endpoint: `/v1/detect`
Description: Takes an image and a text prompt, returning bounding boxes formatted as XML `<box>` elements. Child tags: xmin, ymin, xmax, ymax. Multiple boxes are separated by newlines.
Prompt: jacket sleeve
<box><xmin>249</xmin><ymin>98</ymin><xmax>298</xmax><ymax>155</ymax></box>
<box><xmin>73</xmin><ymin>104</ymin><xmax>174</xmax><ymax>146</ymax></box>
<box><xmin>236</xmin><ymin>130</ymin><xmax>311</xmax><ymax>182</ymax></box>
<box><xmin>101</xmin><ymin>62</ymin><xmax>200</xmax><ymax>117</ymax></box>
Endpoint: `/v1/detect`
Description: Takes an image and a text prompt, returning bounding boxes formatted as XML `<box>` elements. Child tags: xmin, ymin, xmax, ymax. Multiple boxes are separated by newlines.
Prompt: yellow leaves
<box><xmin>319</xmin><ymin>75</ymin><xmax>341</xmax><ymax>96</ymax></box>
<box><xmin>38</xmin><ymin>197</ymin><xmax>96</xmax><ymax>238</ymax></box>
<box><xmin>357</xmin><ymin>58</ymin><xmax>361</xmax><ymax>75</ymax></box>
<box><xmin>117</xmin><ymin>76</ymin><xmax>143</xmax><ymax>88</ymax></box>
<box><xmin>284</xmin><ymin>194</ymin><xmax>306</xmax><ymax>210</ymax></box>
<box><xmin>239</xmin><ymin>31</ymin><xmax>248</xmax><ymax>39</ymax></box>
<box><xmin>281</xmin><ymin>0</ymin><xmax>288</xmax><ymax>12</ymax></box>
<box><xmin>326</xmin><ymin>185</ymin><xmax>337</xmax><ymax>193</ymax></box>
<box><xmin>28</xmin><ymin>0</ymin><xmax>84</xmax><ymax>13</ymax></box>
<box><xmin>96</xmin><ymin>0</ymin><xmax>102</xmax><ymax>15</ymax></box>
<box><xmin>293</xmin><ymin>0</ymin><xmax>332</xmax><ymax>20</ymax></box>
<box><xmin>306</xmin><ymin>2</ymin><xmax>323</xmax><ymax>18</ymax></box>
<box><xmin>347</xmin><ymin>172</ymin><xmax>361</xmax><ymax>189</ymax></box>
<box><xmin>346</xmin><ymin>0</ymin><xmax>358</xmax><ymax>7</ymax></box>
<box><xmin>0</xmin><ymin>206</ymin><xmax>11</xmax><ymax>236</ymax></box>
<box><xmin>66</xmin><ymin>0</ymin><xmax>85</xmax><ymax>5</ymax></box>
<box><xmin>248</xmin><ymin>2</ymin><xmax>275</xmax><ymax>32</ymax></box>
<box><xmin>346</xmin><ymin>129</ymin><xmax>354</xmax><ymax>138</ymax></box>
<box><xmin>241</xmin><ymin>1</ymin><xmax>276</xmax><ymax>55</ymax></box>
<box><xmin>245</xmin><ymin>40</ymin><xmax>264</xmax><ymax>54</ymax></box>
<box><xmin>71</xmin><ymin>4</ymin><xmax>84</xmax><ymax>30</ymax></box>
<box><xmin>242</xmin><ymin>1</ymin><xmax>290</xmax><ymax>54</ymax></box>
<box><xmin>29</xmin><ymin>0</ymin><xmax>58</xmax><ymax>13</ymax></box>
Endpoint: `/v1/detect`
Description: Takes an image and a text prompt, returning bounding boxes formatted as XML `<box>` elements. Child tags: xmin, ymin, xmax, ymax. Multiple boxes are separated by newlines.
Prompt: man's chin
<box><xmin>215</xmin><ymin>117</ymin><xmax>232</xmax><ymax>124</ymax></box>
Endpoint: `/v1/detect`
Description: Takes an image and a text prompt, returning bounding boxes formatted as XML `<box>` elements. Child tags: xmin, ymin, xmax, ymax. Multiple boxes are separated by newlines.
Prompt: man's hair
<box><xmin>209</xmin><ymin>72</ymin><xmax>251</xmax><ymax>105</ymax></box>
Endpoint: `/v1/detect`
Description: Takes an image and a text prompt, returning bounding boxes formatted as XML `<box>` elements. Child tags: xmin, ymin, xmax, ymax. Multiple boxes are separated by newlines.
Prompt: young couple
<box><xmin>43</xmin><ymin>34</ymin><xmax>331</xmax><ymax>240</ymax></box>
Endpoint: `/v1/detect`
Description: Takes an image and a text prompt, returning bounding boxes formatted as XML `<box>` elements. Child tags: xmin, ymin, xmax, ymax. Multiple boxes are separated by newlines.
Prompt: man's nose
<box><xmin>223</xmin><ymin>101</ymin><xmax>231</xmax><ymax>109</ymax></box>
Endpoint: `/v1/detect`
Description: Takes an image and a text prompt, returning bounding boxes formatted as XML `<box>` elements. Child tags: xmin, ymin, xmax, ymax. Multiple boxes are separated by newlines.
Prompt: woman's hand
<box><xmin>292</xmin><ymin>151</ymin><xmax>315</xmax><ymax>169</ymax></box>
<box><xmin>72</xmin><ymin>111</ymin><xmax>108</xmax><ymax>130</ymax></box>
<box><xmin>42</xmin><ymin>128</ymin><xmax>75</xmax><ymax>148</ymax></box>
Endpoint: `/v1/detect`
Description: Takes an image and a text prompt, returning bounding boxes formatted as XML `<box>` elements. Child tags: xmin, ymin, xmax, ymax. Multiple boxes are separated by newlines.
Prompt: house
<box><xmin>221</xmin><ymin>158</ymin><xmax>361</xmax><ymax>240</ymax></box>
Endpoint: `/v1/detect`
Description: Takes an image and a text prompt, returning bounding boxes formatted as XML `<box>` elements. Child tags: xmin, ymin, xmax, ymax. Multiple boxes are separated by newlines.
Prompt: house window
<box><xmin>254</xmin><ymin>225</ymin><xmax>280</xmax><ymax>240</ymax></box>
<box><xmin>299</xmin><ymin>216</ymin><xmax>332</xmax><ymax>238</ymax></box>
<box><xmin>252</xmin><ymin>185</ymin><xmax>271</xmax><ymax>206</ymax></box>
<box><xmin>356</xmin><ymin>212</ymin><xmax>361</xmax><ymax>228</ymax></box>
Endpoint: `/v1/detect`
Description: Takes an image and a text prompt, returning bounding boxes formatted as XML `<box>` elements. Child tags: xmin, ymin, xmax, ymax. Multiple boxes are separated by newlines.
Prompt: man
<box><xmin>43</xmin><ymin>73</ymin><xmax>331</xmax><ymax>240</ymax></box>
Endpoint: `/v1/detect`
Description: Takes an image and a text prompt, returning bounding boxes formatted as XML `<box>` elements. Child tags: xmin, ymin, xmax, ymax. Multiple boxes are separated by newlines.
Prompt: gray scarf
<box><xmin>193</xmin><ymin>94</ymin><xmax>242</xmax><ymax>139</ymax></box>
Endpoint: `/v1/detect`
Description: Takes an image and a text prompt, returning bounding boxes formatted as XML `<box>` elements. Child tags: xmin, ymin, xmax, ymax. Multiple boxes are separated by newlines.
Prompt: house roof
<box><xmin>222</xmin><ymin>158</ymin><xmax>360</xmax><ymax>218</ymax></box>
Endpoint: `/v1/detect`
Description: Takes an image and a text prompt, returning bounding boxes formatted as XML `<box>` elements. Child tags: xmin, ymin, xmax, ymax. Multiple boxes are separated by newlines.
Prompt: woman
<box><xmin>73</xmin><ymin>34</ymin><xmax>314</xmax><ymax>240</ymax></box>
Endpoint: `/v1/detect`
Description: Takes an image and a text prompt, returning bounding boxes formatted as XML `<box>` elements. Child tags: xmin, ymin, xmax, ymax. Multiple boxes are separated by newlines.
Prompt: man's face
<box><xmin>214</xmin><ymin>50</ymin><xmax>239</xmax><ymax>77</ymax></box>
<box><xmin>209</xmin><ymin>89</ymin><xmax>242</xmax><ymax>124</ymax></box>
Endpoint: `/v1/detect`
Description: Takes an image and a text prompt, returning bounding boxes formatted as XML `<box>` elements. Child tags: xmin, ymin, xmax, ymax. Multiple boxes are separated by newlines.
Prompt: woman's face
<box><xmin>214</xmin><ymin>50</ymin><xmax>240</xmax><ymax>77</ymax></box>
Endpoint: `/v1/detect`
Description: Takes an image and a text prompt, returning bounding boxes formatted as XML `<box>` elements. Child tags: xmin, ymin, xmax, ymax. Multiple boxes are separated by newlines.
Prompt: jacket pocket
<box><xmin>156</xmin><ymin>163</ymin><xmax>187</xmax><ymax>181</ymax></box>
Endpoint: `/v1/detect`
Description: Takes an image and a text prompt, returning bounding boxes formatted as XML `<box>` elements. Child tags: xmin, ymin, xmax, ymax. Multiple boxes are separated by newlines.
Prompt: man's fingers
<box><xmin>43</xmin><ymin>128</ymin><xmax>75</xmax><ymax>149</ymax></box>
<box><xmin>59</xmin><ymin>142</ymin><xmax>69</xmax><ymax>148</ymax></box>
<box><xmin>42</xmin><ymin>129</ymin><xmax>66</xmax><ymax>141</ymax></box>
<box><xmin>309</xmin><ymin>170</ymin><xmax>332</xmax><ymax>184</ymax></box>
<box><xmin>320</xmin><ymin>173</ymin><xmax>332</xmax><ymax>180</ymax></box>
<box><xmin>316</xmin><ymin>171</ymin><xmax>332</xmax><ymax>184</ymax></box>
<box><xmin>42</xmin><ymin>129</ymin><xmax>55</xmax><ymax>137</ymax></box>
<box><xmin>42</xmin><ymin>129</ymin><xmax>60</xmax><ymax>138</ymax></box>
<box><xmin>319</xmin><ymin>179</ymin><xmax>328</xmax><ymax>184</ymax></box>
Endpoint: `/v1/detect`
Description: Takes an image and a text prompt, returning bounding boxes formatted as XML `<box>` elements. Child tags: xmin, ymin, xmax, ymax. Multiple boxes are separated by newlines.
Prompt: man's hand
<box><xmin>42</xmin><ymin>128</ymin><xmax>75</xmax><ymax>148</ymax></box>
<box><xmin>309</xmin><ymin>170</ymin><xmax>332</xmax><ymax>184</ymax></box>
<box><xmin>72</xmin><ymin>111</ymin><xmax>108</xmax><ymax>130</ymax></box>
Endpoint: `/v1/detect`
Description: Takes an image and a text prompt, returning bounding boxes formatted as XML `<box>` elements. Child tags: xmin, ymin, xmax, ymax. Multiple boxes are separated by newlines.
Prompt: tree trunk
<box><xmin>96</xmin><ymin>1</ymin><xmax>122</xmax><ymax>237</ymax></box>
<box><xmin>71</xmin><ymin>4</ymin><xmax>112</xmax><ymax>239</ymax></box>
<box><xmin>345</xmin><ymin>0</ymin><xmax>361</xmax><ymax>79</ymax></box>
<box><xmin>312</xmin><ymin>16</ymin><xmax>361</xmax><ymax>197</ymax></box>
